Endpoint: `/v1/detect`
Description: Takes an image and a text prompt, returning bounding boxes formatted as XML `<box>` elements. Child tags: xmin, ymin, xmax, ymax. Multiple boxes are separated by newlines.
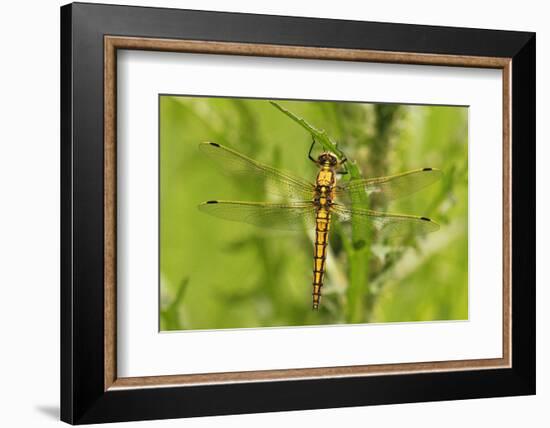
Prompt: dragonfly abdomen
<box><xmin>312</xmin><ymin>165</ymin><xmax>336</xmax><ymax>310</ymax></box>
<box><xmin>312</xmin><ymin>207</ymin><xmax>332</xmax><ymax>310</ymax></box>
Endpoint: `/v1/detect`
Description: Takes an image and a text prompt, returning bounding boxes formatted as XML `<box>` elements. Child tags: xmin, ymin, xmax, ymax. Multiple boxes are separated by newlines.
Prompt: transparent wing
<box><xmin>198</xmin><ymin>200</ymin><xmax>316</xmax><ymax>231</ymax></box>
<box><xmin>335</xmin><ymin>168</ymin><xmax>442</xmax><ymax>207</ymax></box>
<box><xmin>331</xmin><ymin>204</ymin><xmax>440</xmax><ymax>238</ymax></box>
<box><xmin>199</xmin><ymin>142</ymin><xmax>315</xmax><ymax>200</ymax></box>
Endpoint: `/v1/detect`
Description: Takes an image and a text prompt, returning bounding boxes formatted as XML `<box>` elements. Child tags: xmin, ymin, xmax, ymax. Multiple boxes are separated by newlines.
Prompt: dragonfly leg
<box><xmin>336</xmin><ymin>156</ymin><xmax>349</xmax><ymax>174</ymax></box>
<box><xmin>308</xmin><ymin>136</ymin><xmax>318</xmax><ymax>164</ymax></box>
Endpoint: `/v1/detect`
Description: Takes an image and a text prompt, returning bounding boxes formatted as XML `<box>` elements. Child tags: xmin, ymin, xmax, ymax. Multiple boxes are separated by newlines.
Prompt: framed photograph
<box><xmin>60</xmin><ymin>2</ymin><xmax>535</xmax><ymax>424</ymax></box>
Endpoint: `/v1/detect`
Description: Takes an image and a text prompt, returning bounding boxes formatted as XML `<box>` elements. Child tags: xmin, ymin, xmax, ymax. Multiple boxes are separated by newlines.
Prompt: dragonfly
<box><xmin>198</xmin><ymin>140</ymin><xmax>442</xmax><ymax>310</ymax></box>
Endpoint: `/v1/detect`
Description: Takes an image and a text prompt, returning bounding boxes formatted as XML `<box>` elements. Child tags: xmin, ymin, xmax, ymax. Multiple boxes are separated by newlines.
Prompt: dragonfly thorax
<box><xmin>314</xmin><ymin>165</ymin><xmax>336</xmax><ymax>208</ymax></box>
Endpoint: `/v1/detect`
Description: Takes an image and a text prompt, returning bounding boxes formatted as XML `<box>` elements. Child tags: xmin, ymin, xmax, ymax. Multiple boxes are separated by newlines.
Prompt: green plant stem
<box><xmin>270</xmin><ymin>100</ymin><xmax>369</xmax><ymax>323</ymax></box>
<box><xmin>346</xmin><ymin>179</ymin><xmax>371</xmax><ymax>323</ymax></box>
<box><xmin>160</xmin><ymin>277</ymin><xmax>189</xmax><ymax>330</ymax></box>
<box><xmin>270</xmin><ymin>101</ymin><xmax>346</xmax><ymax>160</ymax></box>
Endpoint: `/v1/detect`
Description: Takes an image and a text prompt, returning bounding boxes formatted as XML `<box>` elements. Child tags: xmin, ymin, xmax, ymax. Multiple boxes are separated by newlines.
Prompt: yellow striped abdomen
<box><xmin>312</xmin><ymin>165</ymin><xmax>336</xmax><ymax>310</ymax></box>
<box><xmin>312</xmin><ymin>207</ymin><xmax>331</xmax><ymax>310</ymax></box>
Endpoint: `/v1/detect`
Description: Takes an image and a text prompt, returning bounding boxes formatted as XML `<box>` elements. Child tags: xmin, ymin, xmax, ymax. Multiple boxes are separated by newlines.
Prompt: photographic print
<box><xmin>62</xmin><ymin>6</ymin><xmax>534</xmax><ymax>422</ymax></box>
<box><xmin>160</xmin><ymin>96</ymin><xmax>468</xmax><ymax>331</ymax></box>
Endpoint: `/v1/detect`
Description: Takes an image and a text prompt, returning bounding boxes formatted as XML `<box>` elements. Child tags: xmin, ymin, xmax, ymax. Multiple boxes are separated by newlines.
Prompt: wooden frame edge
<box><xmin>110</xmin><ymin>357</ymin><xmax>508</xmax><ymax>390</ymax></box>
<box><xmin>502</xmin><ymin>61</ymin><xmax>513</xmax><ymax>369</ymax></box>
<box><xmin>106</xmin><ymin>35</ymin><xmax>511</xmax><ymax>68</ymax></box>
<box><xmin>104</xmin><ymin>37</ymin><xmax>117</xmax><ymax>390</ymax></box>
<box><xmin>103</xmin><ymin>35</ymin><xmax>513</xmax><ymax>391</ymax></box>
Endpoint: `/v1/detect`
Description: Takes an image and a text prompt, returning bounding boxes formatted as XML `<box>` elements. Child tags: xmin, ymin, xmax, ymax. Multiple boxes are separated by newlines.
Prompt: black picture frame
<box><xmin>61</xmin><ymin>2</ymin><xmax>535</xmax><ymax>424</ymax></box>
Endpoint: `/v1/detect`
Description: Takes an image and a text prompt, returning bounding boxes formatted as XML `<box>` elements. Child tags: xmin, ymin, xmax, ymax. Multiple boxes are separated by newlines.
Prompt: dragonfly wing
<box><xmin>199</xmin><ymin>200</ymin><xmax>317</xmax><ymax>231</ymax></box>
<box><xmin>331</xmin><ymin>204</ymin><xmax>440</xmax><ymax>238</ymax></box>
<box><xmin>335</xmin><ymin>168</ymin><xmax>442</xmax><ymax>207</ymax></box>
<box><xmin>199</xmin><ymin>142</ymin><xmax>315</xmax><ymax>200</ymax></box>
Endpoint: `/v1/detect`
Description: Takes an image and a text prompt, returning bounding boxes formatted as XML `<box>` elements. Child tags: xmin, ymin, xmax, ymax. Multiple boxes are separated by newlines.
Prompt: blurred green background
<box><xmin>160</xmin><ymin>96</ymin><xmax>468</xmax><ymax>331</ymax></box>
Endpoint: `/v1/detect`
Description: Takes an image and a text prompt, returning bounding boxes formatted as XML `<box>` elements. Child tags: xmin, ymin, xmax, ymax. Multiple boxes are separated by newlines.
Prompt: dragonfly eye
<box><xmin>318</xmin><ymin>153</ymin><xmax>338</xmax><ymax>166</ymax></box>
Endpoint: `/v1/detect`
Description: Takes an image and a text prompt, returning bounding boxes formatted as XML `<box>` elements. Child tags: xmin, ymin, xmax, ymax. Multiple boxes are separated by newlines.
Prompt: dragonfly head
<box><xmin>317</xmin><ymin>152</ymin><xmax>339</xmax><ymax>167</ymax></box>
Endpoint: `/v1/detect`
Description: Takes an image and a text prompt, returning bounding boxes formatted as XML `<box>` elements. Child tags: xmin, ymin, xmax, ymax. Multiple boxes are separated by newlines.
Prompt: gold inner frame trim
<box><xmin>104</xmin><ymin>35</ymin><xmax>512</xmax><ymax>391</ymax></box>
